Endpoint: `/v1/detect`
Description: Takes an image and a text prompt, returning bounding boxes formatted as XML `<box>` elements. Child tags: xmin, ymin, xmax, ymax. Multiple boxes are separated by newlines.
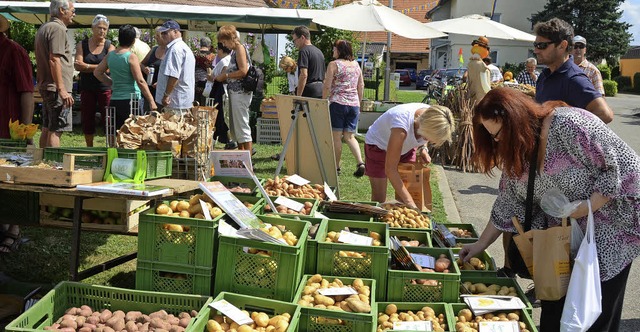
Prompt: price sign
<box><xmin>286</xmin><ymin>174</ymin><xmax>310</xmax><ymax>186</ymax></box>
<box><xmin>478</xmin><ymin>321</ymin><xmax>519</xmax><ymax>332</ymax></box>
<box><xmin>338</xmin><ymin>230</ymin><xmax>373</xmax><ymax>246</ymax></box>
<box><xmin>274</xmin><ymin>196</ymin><xmax>305</xmax><ymax>212</ymax></box>
<box><xmin>317</xmin><ymin>287</ymin><xmax>358</xmax><ymax>296</ymax></box>
<box><xmin>410</xmin><ymin>253</ymin><xmax>435</xmax><ymax>269</ymax></box>
<box><xmin>209</xmin><ymin>300</ymin><xmax>253</xmax><ymax>325</ymax></box>
<box><xmin>324</xmin><ymin>181</ymin><xmax>337</xmax><ymax>201</ymax></box>
<box><xmin>393</xmin><ymin>321</ymin><xmax>432</xmax><ymax>331</ymax></box>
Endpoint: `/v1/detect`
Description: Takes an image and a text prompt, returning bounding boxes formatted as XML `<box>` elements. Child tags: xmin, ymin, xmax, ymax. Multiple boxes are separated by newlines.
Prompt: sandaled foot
<box><xmin>353</xmin><ymin>163</ymin><xmax>366</xmax><ymax>177</ymax></box>
<box><xmin>337</xmin><ymin>167</ymin><xmax>341</xmax><ymax>176</ymax></box>
<box><xmin>0</xmin><ymin>227</ymin><xmax>21</xmax><ymax>254</ymax></box>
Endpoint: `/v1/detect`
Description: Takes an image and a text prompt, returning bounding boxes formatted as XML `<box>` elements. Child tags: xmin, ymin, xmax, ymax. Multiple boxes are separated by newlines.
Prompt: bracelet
<box><xmin>417</xmin><ymin>145</ymin><xmax>428</xmax><ymax>154</ymax></box>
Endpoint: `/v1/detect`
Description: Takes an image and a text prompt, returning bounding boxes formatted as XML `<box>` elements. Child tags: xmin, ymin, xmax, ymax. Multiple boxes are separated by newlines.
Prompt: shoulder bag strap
<box><xmin>523</xmin><ymin>122</ymin><xmax>542</xmax><ymax>232</ymax></box>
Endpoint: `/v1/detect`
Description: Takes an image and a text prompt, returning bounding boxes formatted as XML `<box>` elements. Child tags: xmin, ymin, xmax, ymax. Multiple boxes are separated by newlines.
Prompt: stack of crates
<box><xmin>257</xmin><ymin>118</ymin><xmax>282</xmax><ymax>144</ymax></box>
<box><xmin>136</xmin><ymin>201</ymin><xmax>221</xmax><ymax>295</ymax></box>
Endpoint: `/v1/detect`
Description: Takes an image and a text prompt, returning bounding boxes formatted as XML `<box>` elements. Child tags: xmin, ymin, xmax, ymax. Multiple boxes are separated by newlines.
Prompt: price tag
<box><xmin>200</xmin><ymin>199</ymin><xmax>212</xmax><ymax>220</ymax></box>
<box><xmin>274</xmin><ymin>196</ymin><xmax>305</xmax><ymax>212</ymax></box>
<box><xmin>338</xmin><ymin>230</ymin><xmax>373</xmax><ymax>246</ymax></box>
<box><xmin>314</xmin><ymin>211</ymin><xmax>328</xmax><ymax>219</ymax></box>
<box><xmin>324</xmin><ymin>181</ymin><xmax>337</xmax><ymax>201</ymax></box>
<box><xmin>393</xmin><ymin>321</ymin><xmax>433</xmax><ymax>331</ymax></box>
<box><xmin>317</xmin><ymin>287</ymin><xmax>358</xmax><ymax>296</ymax></box>
<box><xmin>410</xmin><ymin>253</ymin><xmax>435</xmax><ymax>269</ymax></box>
<box><xmin>286</xmin><ymin>174</ymin><xmax>310</xmax><ymax>186</ymax></box>
<box><xmin>208</xmin><ymin>300</ymin><xmax>253</xmax><ymax>325</ymax></box>
<box><xmin>478</xmin><ymin>321</ymin><xmax>520</xmax><ymax>332</ymax></box>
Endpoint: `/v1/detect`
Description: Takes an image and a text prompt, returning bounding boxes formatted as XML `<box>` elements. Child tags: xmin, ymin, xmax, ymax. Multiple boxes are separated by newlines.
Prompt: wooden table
<box><xmin>0</xmin><ymin>179</ymin><xmax>200</xmax><ymax>281</ymax></box>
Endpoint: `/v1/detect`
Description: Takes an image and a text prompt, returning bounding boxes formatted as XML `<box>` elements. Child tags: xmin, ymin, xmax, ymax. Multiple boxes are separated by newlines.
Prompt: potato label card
<box><xmin>209</xmin><ymin>300</ymin><xmax>253</xmax><ymax>325</ymax></box>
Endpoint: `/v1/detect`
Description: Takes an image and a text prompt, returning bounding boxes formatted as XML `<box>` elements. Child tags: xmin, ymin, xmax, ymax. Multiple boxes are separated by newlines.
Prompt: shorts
<box><xmin>364</xmin><ymin>143</ymin><xmax>416</xmax><ymax>178</ymax></box>
<box><xmin>228</xmin><ymin>91</ymin><xmax>253</xmax><ymax>144</ymax></box>
<box><xmin>41</xmin><ymin>90</ymin><xmax>73</xmax><ymax>132</ymax></box>
<box><xmin>329</xmin><ymin>102</ymin><xmax>359</xmax><ymax>132</ymax></box>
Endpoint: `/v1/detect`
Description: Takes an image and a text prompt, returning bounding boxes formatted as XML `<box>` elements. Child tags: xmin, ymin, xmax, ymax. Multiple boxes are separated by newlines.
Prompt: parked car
<box><xmin>405</xmin><ymin>68</ymin><xmax>418</xmax><ymax>82</ymax></box>
<box><xmin>442</xmin><ymin>68</ymin><xmax>467</xmax><ymax>85</ymax></box>
<box><xmin>415</xmin><ymin>69</ymin><xmax>435</xmax><ymax>89</ymax></box>
<box><xmin>394</xmin><ymin>69</ymin><xmax>412</xmax><ymax>86</ymax></box>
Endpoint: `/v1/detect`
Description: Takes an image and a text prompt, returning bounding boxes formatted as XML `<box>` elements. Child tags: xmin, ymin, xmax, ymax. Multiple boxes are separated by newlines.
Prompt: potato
<box><xmin>99</xmin><ymin>309</ymin><xmax>113</xmax><ymax>323</ymax></box>
<box><xmin>345</xmin><ymin>298</ymin><xmax>371</xmax><ymax>313</ymax></box>
<box><xmin>156</xmin><ymin>204</ymin><xmax>172</xmax><ymax>215</ymax></box>
<box><xmin>178</xmin><ymin>317</ymin><xmax>191</xmax><ymax>328</ymax></box>
<box><xmin>125</xmin><ymin>320</ymin><xmax>138</xmax><ymax>332</ymax></box>
<box><xmin>385</xmin><ymin>304</ymin><xmax>398</xmax><ymax>315</ymax></box>
<box><xmin>60</xmin><ymin>319</ymin><xmax>77</xmax><ymax>330</ymax></box>
<box><xmin>79</xmin><ymin>327</ymin><xmax>93</xmax><ymax>332</ymax></box>
<box><xmin>176</xmin><ymin>201</ymin><xmax>190</xmax><ymax>212</ymax></box>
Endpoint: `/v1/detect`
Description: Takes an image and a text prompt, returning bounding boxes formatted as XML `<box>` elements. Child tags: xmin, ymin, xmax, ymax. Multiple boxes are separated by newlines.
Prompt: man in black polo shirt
<box><xmin>292</xmin><ymin>26</ymin><xmax>325</xmax><ymax>98</ymax></box>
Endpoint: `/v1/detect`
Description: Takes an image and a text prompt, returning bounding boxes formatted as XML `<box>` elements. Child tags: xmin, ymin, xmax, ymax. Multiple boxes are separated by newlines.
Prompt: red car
<box><xmin>394</xmin><ymin>70</ymin><xmax>412</xmax><ymax>86</ymax></box>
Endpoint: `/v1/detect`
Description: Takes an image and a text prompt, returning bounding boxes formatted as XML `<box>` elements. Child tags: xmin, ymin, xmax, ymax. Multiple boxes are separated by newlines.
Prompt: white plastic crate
<box><xmin>257</xmin><ymin>118</ymin><xmax>282</xmax><ymax>144</ymax></box>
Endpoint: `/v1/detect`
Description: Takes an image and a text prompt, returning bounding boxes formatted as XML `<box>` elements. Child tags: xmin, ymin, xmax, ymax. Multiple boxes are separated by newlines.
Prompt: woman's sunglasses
<box><xmin>533</xmin><ymin>41</ymin><xmax>558</xmax><ymax>50</ymax></box>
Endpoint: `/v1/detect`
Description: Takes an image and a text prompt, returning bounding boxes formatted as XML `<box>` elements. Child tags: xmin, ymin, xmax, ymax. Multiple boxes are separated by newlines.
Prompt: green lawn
<box><xmin>2</xmin><ymin>123</ymin><xmax>447</xmax><ymax>289</ymax></box>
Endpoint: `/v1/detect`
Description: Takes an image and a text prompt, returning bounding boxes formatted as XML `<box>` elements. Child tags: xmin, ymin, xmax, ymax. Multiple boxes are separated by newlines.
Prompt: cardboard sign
<box><xmin>210</xmin><ymin>151</ymin><xmax>253</xmax><ymax>178</ymax></box>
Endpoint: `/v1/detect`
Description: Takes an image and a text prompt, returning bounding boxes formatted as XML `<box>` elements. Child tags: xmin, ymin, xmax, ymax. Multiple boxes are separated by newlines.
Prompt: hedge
<box><xmin>597</xmin><ymin>64</ymin><xmax>612</xmax><ymax>80</ymax></box>
<box><xmin>603</xmin><ymin>80</ymin><xmax>618</xmax><ymax>97</ymax></box>
<box><xmin>613</xmin><ymin>76</ymin><xmax>632</xmax><ymax>91</ymax></box>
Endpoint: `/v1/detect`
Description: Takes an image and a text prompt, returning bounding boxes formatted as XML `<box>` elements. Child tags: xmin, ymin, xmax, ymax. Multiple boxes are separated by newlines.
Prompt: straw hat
<box><xmin>0</xmin><ymin>16</ymin><xmax>9</xmax><ymax>33</ymax></box>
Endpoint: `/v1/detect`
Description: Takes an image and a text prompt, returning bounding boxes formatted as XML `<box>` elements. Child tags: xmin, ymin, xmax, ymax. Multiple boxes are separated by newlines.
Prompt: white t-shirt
<box><xmin>287</xmin><ymin>69</ymin><xmax>298</xmax><ymax>94</ymax></box>
<box><xmin>213</xmin><ymin>54</ymin><xmax>231</xmax><ymax>95</ymax></box>
<box><xmin>365</xmin><ymin>103</ymin><xmax>428</xmax><ymax>154</ymax></box>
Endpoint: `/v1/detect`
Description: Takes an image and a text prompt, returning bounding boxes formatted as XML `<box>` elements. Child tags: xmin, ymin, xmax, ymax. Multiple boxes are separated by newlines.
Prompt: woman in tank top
<box><xmin>74</xmin><ymin>14</ymin><xmax>115</xmax><ymax>147</ymax></box>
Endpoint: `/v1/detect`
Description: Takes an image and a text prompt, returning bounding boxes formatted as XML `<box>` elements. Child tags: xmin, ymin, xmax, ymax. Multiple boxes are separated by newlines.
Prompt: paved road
<box><xmin>440</xmin><ymin>93</ymin><xmax>640</xmax><ymax>330</ymax></box>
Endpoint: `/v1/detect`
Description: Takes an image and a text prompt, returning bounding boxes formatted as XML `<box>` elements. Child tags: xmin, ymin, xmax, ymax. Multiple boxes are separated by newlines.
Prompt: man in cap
<box><xmin>572</xmin><ymin>35</ymin><xmax>604</xmax><ymax>95</ymax></box>
<box><xmin>155</xmin><ymin>20</ymin><xmax>195</xmax><ymax>113</ymax></box>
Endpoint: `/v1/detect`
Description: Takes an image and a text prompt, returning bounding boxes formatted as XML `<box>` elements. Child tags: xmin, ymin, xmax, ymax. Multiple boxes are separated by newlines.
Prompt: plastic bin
<box><xmin>460</xmin><ymin>274</ymin><xmax>533</xmax><ymax>317</ymax></box>
<box><xmin>135</xmin><ymin>260</ymin><xmax>213</xmax><ymax>296</ymax></box>
<box><xmin>262</xmin><ymin>196</ymin><xmax>320</xmax><ymax>218</ymax></box>
<box><xmin>5</xmin><ymin>281</ymin><xmax>211</xmax><ymax>332</ymax></box>
<box><xmin>0</xmin><ymin>139</ymin><xmax>27</xmax><ymax>152</ymax></box>
<box><xmin>294</xmin><ymin>216</ymin><xmax>328</xmax><ymax>275</ymax></box>
<box><xmin>316</xmin><ymin>219</ymin><xmax>389</xmax><ymax>301</ymax></box>
<box><xmin>450</xmin><ymin>303</ymin><xmax>538</xmax><ymax>332</ymax></box>
<box><xmin>214</xmin><ymin>215</ymin><xmax>309</xmax><ymax>302</ymax></box>
<box><xmin>376</xmin><ymin>302</ymin><xmax>455</xmax><ymax>332</ymax></box>
<box><xmin>451</xmin><ymin>247</ymin><xmax>497</xmax><ymax>275</ymax></box>
<box><xmin>294</xmin><ymin>275</ymin><xmax>376</xmax><ymax>332</ymax></box>
<box><xmin>257</xmin><ymin>118</ymin><xmax>282</xmax><ymax>144</ymax></box>
<box><xmin>446</xmin><ymin>223</ymin><xmax>479</xmax><ymax>239</ymax></box>
<box><xmin>187</xmin><ymin>292</ymin><xmax>300</xmax><ymax>332</ymax></box>
<box><xmin>386</xmin><ymin>247</ymin><xmax>461</xmax><ymax>303</ymax></box>
<box><xmin>389</xmin><ymin>229</ymin><xmax>432</xmax><ymax>248</ymax></box>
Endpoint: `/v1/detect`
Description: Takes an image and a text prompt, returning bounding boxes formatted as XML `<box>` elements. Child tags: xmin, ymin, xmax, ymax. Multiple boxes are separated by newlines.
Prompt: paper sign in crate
<box><xmin>39</xmin><ymin>193</ymin><xmax>149</xmax><ymax>233</ymax></box>
<box><xmin>136</xmin><ymin>259</ymin><xmax>214</xmax><ymax>296</ymax></box>
<box><xmin>137</xmin><ymin>202</ymin><xmax>222</xmax><ymax>268</ymax></box>
<box><xmin>316</xmin><ymin>219</ymin><xmax>390</xmax><ymax>301</ymax></box>
<box><xmin>376</xmin><ymin>302</ymin><xmax>455</xmax><ymax>332</ymax></box>
<box><xmin>294</xmin><ymin>274</ymin><xmax>377</xmax><ymax>332</ymax></box>
<box><xmin>187</xmin><ymin>292</ymin><xmax>301</xmax><ymax>332</ymax></box>
<box><xmin>5</xmin><ymin>281</ymin><xmax>211</xmax><ymax>332</ymax></box>
<box><xmin>260</xmin><ymin>99</ymin><xmax>278</xmax><ymax>119</ymax></box>
<box><xmin>460</xmin><ymin>274</ymin><xmax>534</xmax><ymax>317</ymax></box>
<box><xmin>386</xmin><ymin>247</ymin><xmax>461</xmax><ymax>303</ymax></box>
<box><xmin>449</xmin><ymin>303</ymin><xmax>538</xmax><ymax>332</ymax></box>
<box><xmin>451</xmin><ymin>247</ymin><xmax>497</xmax><ymax>275</ymax></box>
<box><xmin>214</xmin><ymin>215</ymin><xmax>309</xmax><ymax>302</ymax></box>
<box><xmin>262</xmin><ymin>196</ymin><xmax>319</xmax><ymax>218</ymax></box>
<box><xmin>389</xmin><ymin>228</ymin><xmax>433</xmax><ymax>248</ymax></box>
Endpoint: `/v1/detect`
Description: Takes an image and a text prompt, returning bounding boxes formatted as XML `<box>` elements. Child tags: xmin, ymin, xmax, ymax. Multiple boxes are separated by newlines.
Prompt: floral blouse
<box><xmin>491</xmin><ymin>107</ymin><xmax>640</xmax><ymax>281</ymax></box>
<box><xmin>328</xmin><ymin>60</ymin><xmax>362</xmax><ymax>107</ymax></box>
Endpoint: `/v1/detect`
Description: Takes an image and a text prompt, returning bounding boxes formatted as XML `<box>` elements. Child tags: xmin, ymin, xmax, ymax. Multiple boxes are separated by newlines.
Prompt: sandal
<box><xmin>337</xmin><ymin>167</ymin><xmax>341</xmax><ymax>176</ymax></box>
<box><xmin>0</xmin><ymin>226</ymin><xmax>22</xmax><ymax>254</ymax></box>
<box><xmin>353</xmin><ymin>163</ymin><xmax>366</xmax><ymax>178</ymax></box>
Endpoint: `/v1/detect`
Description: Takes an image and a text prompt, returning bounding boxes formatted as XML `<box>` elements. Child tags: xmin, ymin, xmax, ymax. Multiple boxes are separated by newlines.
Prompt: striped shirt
<box><xmin>577</xmin><ymin>59</ymin><xmax>604</xmax><ymax>95</ymax></box>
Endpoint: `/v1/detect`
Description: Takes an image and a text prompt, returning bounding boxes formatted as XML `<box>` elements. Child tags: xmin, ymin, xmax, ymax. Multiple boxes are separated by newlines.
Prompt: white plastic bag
<box><xmin>202</xmin><ymin>81</ymin><xmax>214</xmax><ymax>98</ymax></box>
<box><xmin>540</xmin><ymin>188</ymin><xmax>584</xmax><ymax>258</ymax></box>
<box><xmin>560</xmin><ymin>200</ymin><xmax>602</xmax><ymax>332</ymax></box>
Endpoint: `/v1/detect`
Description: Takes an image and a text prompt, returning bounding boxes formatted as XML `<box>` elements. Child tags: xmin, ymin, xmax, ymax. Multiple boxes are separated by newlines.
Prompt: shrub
<box><xmin>613</xmin><ymin>76</ymin><xmax>632</xmax><ymax>91</ymax></box>
<box><xmin>602</xmin><ymin>80</ymin><xmax>618</xmax><ymax>97</ymax></box>
<box><xmin>611</xmin><ymin>65</ymin><xmax>620</xmax><ymax>78</ymax></box>
<box><xmin>597</xmin><ymin>64</ymin><xmax>611</xmax><ymax>80</ymax></box>
<box><xmin>634</xmin><ymin>73</ymin><xmax>640</xmax><ymax>93</ymax></box>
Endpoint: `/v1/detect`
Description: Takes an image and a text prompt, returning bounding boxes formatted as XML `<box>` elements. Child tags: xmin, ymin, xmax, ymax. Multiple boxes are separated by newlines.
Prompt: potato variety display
<box><xmin>454</xmin><ymin>308</ymin><xmax>531</xmax><ymax>332</ymax></box>
<box><xmin>258</xmin><ymin>223</ymin><xmax>300</xmax><ymax>246</ymax></box>
<box><xmin>460</xmin><ymin>282</ymin><xmax>518</xmax><ymax>296</ymax></box>
<box><xmin>296</xmin><ymin>274</ymin><xmax>372</xmax><ymax>317</ymax></box>
<box><xmin>410</xmin><ymin>254</ymin><xmax>451</xmax><ymax>286</ymax></box>
<box><xmin>263</xmin><ymin>201</ymin><xmax>314</xmax><ymax>215</ymax></box>
<box><xmin>377</xmin><ymin>304</ymin><xmax>448</xmax><ymax>332</ymax></box>
<box><xmin>263</xmin><ymin>176</ymin><xmax>327</xmax><ymax>200</ymax></box>
<box><xmin>205</xmin><ymin>311</ymin><xmax>291</xmax><ymax>332</ymax></box>
<box><xmin>45</xmin><ymin>307</ymin><xmax>196</xmax><ymax>332</ymax></box>
<box><xmin>380</xmin><ymin>206</ymin><xmax>431</xmax><ymax>229</ymax></box>
<box><xmin>456</xmin><ymin>257</ymin><xmax>486</xmax><ymax>271</ymax></box>
<box><xmin>325</xmin><ymin>230</ymin><xmax>382</xmax><ymax>246</ymax></box>
<box><xmin>450</xmin><ymin>228</ymin><xmax>474</xmax><ymax>238</ymax></box>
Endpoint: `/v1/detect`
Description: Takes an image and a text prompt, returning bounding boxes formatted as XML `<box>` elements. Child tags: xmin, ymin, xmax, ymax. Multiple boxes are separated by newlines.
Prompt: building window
<box><xmin>489</xmin><ymin>51</ymin><xmax>499</xmax><ymax>64</ymax></box>
<box><xmin>484</xmin><ymin>12</ymin><xmax>501</xmax><ymax>22</ymax></box>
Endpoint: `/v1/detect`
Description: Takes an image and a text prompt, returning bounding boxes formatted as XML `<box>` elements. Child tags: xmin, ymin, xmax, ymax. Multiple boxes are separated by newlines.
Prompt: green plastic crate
<box><xmin>0</xmin><ymin>139</ymin><xmax>27</xmax><ymax>152</ymax></box>
<box><xmin>376</xmin><ymin>302</ymin><xmax>455</xmax><ymax>332</ymax></box>
<box><xmin>214</xmin><ymin>216</ymin><xmax>309</xmax><ymax>302</ymax></box>
<box><xmin>0</xmin><ymin>189</ymin><xmax>39</xmax><ymax>225</ymax></box>
<box><xmin>138</xmin><ymin>202</ymin><xmax>220</xmax><ymax>268</ymax></box>
<box><xmin>316</xmin><ymin>219</ymin><xmax>389</xmax><ymax>301</ymax></box>
<box><xmin>296</xmin><ymin>217</ymin><xmax>328</xmax><ymax>275</ymax></box>
<box><xmin>136</xmin><ymin>260</ymin><xmax>213</xmax><ymax>296</ymax></box>
<box><xmin>319</xmin><ymin>200</ymin><xmax>379</xmax><ymax>222</ymax></box>
<box><xmin>294</xmin><ymin>275</ymin><xmax>376</xmax><ymax>332</ymax></box>
<box><xmin>389</xmin><ymin>229</ymin><xmax>433</xmax><ymax>248</ymax></box>
<box><xmin>450</xmin><ymin>303</ymin><xmax>538</xmax><ymax>332</ymax></box>
<box><xmin>451</xmin><ymin>247</ymin><xmax>497</xmax><ymax>275</ymax></box>
<box><xmin>188</xmin><ymin>292</ymin><xmax>301</xmax><ymax>332</ymax></box>
<box><xmin>210</xmin><ymin>175</ymin><xmax>264</xmax><ymax>196</ymax></box>
<box><xmin>446</xmin><ymin>223</ymin><xmax>479</xmax><ymax>239</ymax></box>
<box><xmin>460</xmin><ymin>275</ymin><xmax>533</xmax><ymax>317</ymax></box>
<box><xmin>5</xmin><ymin>281</ymin><xmax>211</xmax><ymax>332</ymax></box>
<box><xmin>262</xmin><ymin>196</ymin><xmax>320</xmax><ymax>218</ymax></box>
<box><xmin>386</xmin><ymin>247</ymin><xmax>461</xmax><ymax>303</ymax></box>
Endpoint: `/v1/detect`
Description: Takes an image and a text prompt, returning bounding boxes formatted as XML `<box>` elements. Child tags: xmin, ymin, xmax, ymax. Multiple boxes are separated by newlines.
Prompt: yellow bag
<box><xmin>397</xmin><ymin>162</ymin><xmax>432</xmax><ymax>212</ymax></box>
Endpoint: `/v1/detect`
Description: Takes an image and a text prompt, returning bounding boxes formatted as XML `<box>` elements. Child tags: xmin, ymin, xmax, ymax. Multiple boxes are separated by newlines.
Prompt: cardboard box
<box><xmin>260</xmin><ymin>99</ymin><xmax>278</xmax><ymax>119</ymax></box>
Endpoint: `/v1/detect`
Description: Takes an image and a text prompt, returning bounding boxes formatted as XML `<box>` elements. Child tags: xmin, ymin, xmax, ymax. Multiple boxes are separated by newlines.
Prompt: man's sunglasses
<box><xmin>533</xmin><ymin>41</ymin><xmax>558</xmax><ymax>50</ymax></box>
<box><xmin>574</xmin><ymin>43</ymin><xmax>586</xmax><ymax>49</ymax></box>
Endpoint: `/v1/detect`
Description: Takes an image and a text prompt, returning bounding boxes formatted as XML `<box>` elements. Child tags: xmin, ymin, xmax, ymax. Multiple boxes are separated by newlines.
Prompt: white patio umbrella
<box><xmin>425</xmin><ymin>14</ymin><xmax>535</xmax><ymax>41</ymax></box>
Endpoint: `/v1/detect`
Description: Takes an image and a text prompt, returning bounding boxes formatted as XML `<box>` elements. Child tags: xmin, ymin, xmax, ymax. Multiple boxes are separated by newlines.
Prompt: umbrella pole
<box><xmin>361</xmin><ymin>32</ymin><xmax>367</xmax><ymax>73</ymax></box>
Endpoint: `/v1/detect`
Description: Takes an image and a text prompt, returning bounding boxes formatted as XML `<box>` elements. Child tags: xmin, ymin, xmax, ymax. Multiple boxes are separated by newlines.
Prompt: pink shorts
<box><xmin>364</xmin><ymin>144</ymin><xmax>417</xmax><ymax>178</ymax></box>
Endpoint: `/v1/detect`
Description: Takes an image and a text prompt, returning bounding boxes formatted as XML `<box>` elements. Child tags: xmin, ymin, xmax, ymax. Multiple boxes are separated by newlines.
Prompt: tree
<box><xmin>531</xmin><ymin>0</ymin><xmax>631</xmax><ymax>64</ymax></box>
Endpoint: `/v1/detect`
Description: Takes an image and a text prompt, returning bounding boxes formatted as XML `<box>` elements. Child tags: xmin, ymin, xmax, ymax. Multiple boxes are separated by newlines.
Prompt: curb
<box><xmin>432</xmin><ymin>164</ymin><xmax>461</xmax><ymax>223</ymax></box>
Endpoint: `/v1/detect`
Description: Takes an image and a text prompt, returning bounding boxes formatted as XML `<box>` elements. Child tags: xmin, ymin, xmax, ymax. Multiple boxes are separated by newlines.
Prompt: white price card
<box><xmin>478</xmin><ymin>321</ymin><xmax>520</xmax><ymax>332</ymax></box>
<box><xmin>393</xmin><ymin>321</ymin><xmax>433</xmax><ymax>331</ymax></box>
<box><xmin>324</xmin><ymin>181</ymin><xmax>338</xmax><ymax>201</ymax></box>
<box><xmin>200</xmin><ymin>199</ymin><xmax>212</xmax><ymax>220</ymax></box>
<box><xmin>410</xmin><ymin>253</ymin><xmax>435</xmax><ymax>269</ymax></box>
<box><xmin>314</xmin><ymin>212</ymin><xmax>328</xmax><ymax>219</ymax></box>
<box><xmin>338</xmin><ymin>230</ymin><xmax>373</xmax><ymax>246</ymax></box>
<box><xmin>317</xmin><ymin>287</ymin><xmax>358</xmax><ymax>296</ymax></box>
<box><xmin>274</xmin><ymin>196</ymin><xmax>305</xmax><ymax>212</ymax></box>
<box><xmin>286</xmin><ymin>174</ymin><xmax>310</xmax><ymax>186</ymax></box>
<box><xmin>209</xmin><ymin>300</ymin><xmax>253</xmax><ymax>325</ymax></box>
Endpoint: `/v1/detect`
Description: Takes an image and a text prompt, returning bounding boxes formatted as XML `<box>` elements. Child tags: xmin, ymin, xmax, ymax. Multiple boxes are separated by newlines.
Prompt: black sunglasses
<box><xmin>533</xmin><ymin>41</ymin><xmax>558</xmax><ymax>50</ymax></box>
<box><xmin>574</xmin><ymin>43</ymin><xmax>586</xmax><ymax>49</ymax></box>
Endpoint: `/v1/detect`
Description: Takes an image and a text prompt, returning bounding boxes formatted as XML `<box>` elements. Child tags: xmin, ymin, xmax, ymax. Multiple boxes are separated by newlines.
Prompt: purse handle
<box><xmin>523</xmin><ymin>122</ymin><xmax>542</xmax><ymax>232</ymax></box>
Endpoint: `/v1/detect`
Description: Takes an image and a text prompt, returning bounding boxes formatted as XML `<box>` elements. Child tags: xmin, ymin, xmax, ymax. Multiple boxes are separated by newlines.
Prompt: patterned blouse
<box><xmin>328</xmin><ymin>60</ymin><xmax>362</xmax><ymax>107</ymax></box>
<box><xmin>226</xmin><ymin>46</ymin><xmax>251</xmax><ymax>94</ymax></box>
<box><xmin>490</xmin><ymin>107</ymin><xmax>640</xmax><ymax>281</ymax></box>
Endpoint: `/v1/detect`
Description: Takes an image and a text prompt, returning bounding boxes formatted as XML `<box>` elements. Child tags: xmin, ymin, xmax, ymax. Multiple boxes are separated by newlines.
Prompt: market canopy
<box><xmin>424</xmin><ymin>14</ymin><xmax>535</xmax><ymax>41</ymax></box>
<box><xmin>0</xmin><ymin>1</ymin><xmax>321</xmax><ymax>32</ymax></box>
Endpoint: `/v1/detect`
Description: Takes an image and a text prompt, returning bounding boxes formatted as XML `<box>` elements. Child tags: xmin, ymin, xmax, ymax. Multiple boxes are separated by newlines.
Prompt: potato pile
<box><xmin>325</xmin><ymin>230</ymin><xmax>382</xmax><ymax>246</ymax></box>
<box><xmin>296</xmin><ymin>274</ymin><xmax>372</xmax><ymax>316</ymax></box>
<box><xmin>227</xmin><ymin>185</ymin><xmax>252</xmax><ymax>194</ymax></box>
<box><xmin>258</xmin><ymin>224</ymin><xmax>299</xmax><ymax>246</ymax></box>
<box><xmin>380</xmin><ymin>206</ymin><xmax>431</xmax><ymax>229</ymax></box>
<box><xmin>155</xmin><ymin>194</ymin><xmax>256</xmax><ymax>229</ymax></box>
<box><xmin>450</xmin><ymin>228</ymin><xmax>474</xmax><ymax>238</ymax></box>
<box><xmin>263</xmin><ymin>201</ymin><xmax>314</xmax><ymax>215</ymax></box>
<box><xmin>411</xmin><ymin>254</ymin><xmax>451</xmax><ymax>286</ymax></box>
<box><xmin>205</xmin><ymin>311</ymin><xmax>291</xmax><ymax>332</ymax></box>
<box><xmin>454</xmin><ymin>308</ymin><xmax>531</xmax><ymax>332</ymax></box>
<box><xmin>460</xmin><ymin>282</ymin><xmax>518</xmax><ymax>296</ymax></box>
<box><xmin>44</xmin><ymin>307</ymin><xmax>196</xmax><ymax>332</ymax></box>
<box><xmin>397</xmin><ymin>236</ymin><xmax>427</xmax><ymax>247</ymax></box>
<box><xmin>377</xmin><ymin>304</ymin><xmax>448</xmax><ymax>332</ymax></box>
<box><xmin>263</xmin><ymin>176</ymin><xmax>327</xmax><ymax>200</ymax></box>
<box><xmin>456</xmin><ymin>257</ymin><xmax>486</xmax><ymax>271</ymax></box>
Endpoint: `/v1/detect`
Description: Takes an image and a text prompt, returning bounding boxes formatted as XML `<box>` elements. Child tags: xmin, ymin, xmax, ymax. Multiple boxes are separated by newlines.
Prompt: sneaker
<box><xmin>353</xmin><ymin>163</ymin><xmax>366</xmax><ymax>177</ymax></box>
<box><xmin>224</xmin><ymin>141</ymin><xmax>238</xmax><ymax>150</ymax></box>
<box><xmin>496</xmin><ymin>267</ymin><xmax>516</xmax><ymax>278</ymax></box>
<box><xmin>271</xmin><ymin>153</ymin><xmax>280</xmax><ymax>161</ymax></box>
<box><xmin>251</xmin><ymin>148</ymin><xmax>257</xmax><ymax>156</ymax></box>
<box><xmin>525</xmin><ymin>284</ymin><xmax>541</xmax><ymax>308</ymax></box>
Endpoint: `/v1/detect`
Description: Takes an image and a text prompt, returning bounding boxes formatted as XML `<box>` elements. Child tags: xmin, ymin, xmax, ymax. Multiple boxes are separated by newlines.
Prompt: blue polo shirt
<box><xmin>535</xmin><ymin>57</ymin><xmax>601</xmax><ymax>108</ymax></box>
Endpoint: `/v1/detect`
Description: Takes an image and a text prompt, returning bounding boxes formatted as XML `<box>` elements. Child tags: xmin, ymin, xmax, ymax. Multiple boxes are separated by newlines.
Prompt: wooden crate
<box><xmin>39</xmin><ymin>193</ymin><xmax>149</xmax><ymax>233</ymax></box>
<box><xmin>0</xmin><ymin>151</ymin><xmax>105</xmax><ymax>187</ymax></box>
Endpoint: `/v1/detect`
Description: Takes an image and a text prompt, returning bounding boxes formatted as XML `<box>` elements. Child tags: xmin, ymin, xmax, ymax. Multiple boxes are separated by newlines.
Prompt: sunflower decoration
<box><xmin>9</xmin><ymin>119</ymin><xmax>39</xmax><ymax>140</ymax></box>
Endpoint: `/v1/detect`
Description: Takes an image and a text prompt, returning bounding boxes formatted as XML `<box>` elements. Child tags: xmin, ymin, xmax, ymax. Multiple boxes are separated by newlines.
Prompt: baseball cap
<box><xmin>573</xmin><ymin>35</ymin><xmax>587</xmax><ymax>45</ymax></box>
<box><xmin>158</xmin><ymin>20</ymin><xmax>181</xmax><ymax>33</ymax></box>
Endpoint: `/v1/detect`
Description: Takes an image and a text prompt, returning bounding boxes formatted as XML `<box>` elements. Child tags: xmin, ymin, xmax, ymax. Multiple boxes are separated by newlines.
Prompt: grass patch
<box><xmin>396</xmin><ymin>90</ymin><xmax>427</xmax><ymax>104</ymax></box>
